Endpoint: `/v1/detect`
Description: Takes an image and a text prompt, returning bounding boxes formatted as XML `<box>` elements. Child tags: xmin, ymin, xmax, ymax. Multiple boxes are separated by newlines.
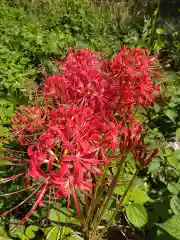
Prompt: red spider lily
<box><xmin>109</xmin><ymin>47</ymin><xmax>160</xmax><ymax>108</ymax></box>
<box><xmin>118</xmin><ymin>117</ymin><xmax>142</xmax><ymax>153</ymax></box>
<box><xmin>12</xmin><ymin>106</ymin><xmax>49</xmax><ymax>146</ymax></box>
<box><xmin>0</xmin><ymin>47</ymin><xmax>160</xmax><ymax>223</ymax></box>
<box><xmin>133</xmin><ymin>148</ymin><xmax>158</xmax><ymax>167</ymax></box>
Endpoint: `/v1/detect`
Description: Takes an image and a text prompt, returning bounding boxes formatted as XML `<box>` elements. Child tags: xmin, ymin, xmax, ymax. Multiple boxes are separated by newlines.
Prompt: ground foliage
<box><xmin>0</xmin><ymin>0</ymin><xmax>180</xmax><ymax>239</ymax></box>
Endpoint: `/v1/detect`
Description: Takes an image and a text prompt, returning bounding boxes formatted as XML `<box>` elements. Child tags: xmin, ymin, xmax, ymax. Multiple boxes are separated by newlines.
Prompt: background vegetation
<box><xmin>0</xmin><ymin>0</ymin><xmax>180</xmax><ymax>239</ymax></box>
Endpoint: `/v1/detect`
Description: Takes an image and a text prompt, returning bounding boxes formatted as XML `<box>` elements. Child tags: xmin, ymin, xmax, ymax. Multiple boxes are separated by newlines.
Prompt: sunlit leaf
<box><xmin>157</xmin><ymin>215</ymin><xmax>180</xmax><ymax>239</ymax></box>
<box><xmin>129</xmin><ymin>188</ymin><xmax>151</xmax><ymax>204</ymax></box>
<box><xmin>156</xmin><ymin>28</ymin><xmax>164</xmax><ymax>34</ymax></box>
<box><xmin>165</xmin><ymin>109</ymin><xmax>178</xmax><ymax>123</ymax></box>
<box><xmin>176</xmin><ymin>129</ymin><xmax>180</xmax><ymax>141</ymax></box>
<box><xmin>125</xmin><ymin>204</ymin><xmax>148</xmax><ymax>228</ymax></box>
<box><xmin>148</xmin><ymin>157</ymin><xmax>161</xmax><ymax>174</ymax></box>
<box><xmin>25</xmin><ymin>225</ymin><xmax>39</xmax><ymax>239</ymax></box>
<box><xmin>168</xmin><ymin>183</ymin><xmax>180</xmax><ymax>194</ymax></box>
<box><xmin>170</xmin><ymin>195</ymin><xmax>180</xmax><ymax>215</ymax></box>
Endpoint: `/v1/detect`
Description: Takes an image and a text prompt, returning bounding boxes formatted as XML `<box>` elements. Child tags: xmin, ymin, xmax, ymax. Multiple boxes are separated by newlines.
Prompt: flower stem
<box><xmin>93</xmin><ymin>169</ymin><xmax>138</xmax><ymax>240</ymax></box>
<box><xmin>85</xmin><ymin>167</ymin><xmax>108</xmax><ymax>230</ymax></box>
<box><xmin>90</xmin><ymin>157</ymin><xmax>126</xmax><ymax>240</ymax></box>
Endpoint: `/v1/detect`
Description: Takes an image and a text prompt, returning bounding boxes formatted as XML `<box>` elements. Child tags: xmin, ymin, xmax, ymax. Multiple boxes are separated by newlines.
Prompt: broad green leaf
<box><xmin>45</xmin><ymin>226</ymin><xmax>60</xmax><ymax>240</ymax></box>
<box><xmin>129</xmin><ymin>188</ymin><xmax>151</xmax><ymax>204</ymax></box>
<box><xmin>113</xmin><ymin>185</ymin><xmax>130</xmax><ymax>205</ymax></box>
<box><xmin>114</xmin><ymin>185</ymin><xmax>125</xmax><ymax>195</ymax></box>
<box><xmin>174</xmin><ymin>150</ymin><xmax>180</xmax><ymax>161</ymax></box>
<box><xmin>134</xmin><ymin>112</ymin><xmax>147</xmax><ymax>123</ymax></box>
<box><xmin>41</xmin><ymin>226</ymin><xmax>52</xmax><ymax>236</ymax></box>
<box><xmin>167</xmin><ymin>155</ymin><xmax>179</xmax><ymax>169</ymax></box>
<box><xmin>125</xmin><ymin>204</ymin><xmax>148</xmax><ymax>228</ymax></box>
<box><xmin>102</xmin><ymin>209</ymin><xmax>114</xmax><ymax>222</ymax></box>
<box><xmin>132</xmin><ymin>177</ymin><xmax>146</xmax><ymax>189</ymax></box>
<box><xmin>0</xmin><ymin>237</ymin><xmax>12</xmax><ymax>240</ymax></box>
<box><xmin>6</xmin><ymin>107</ymin><xmax>14</xmax><ymax>118</ymax></box>
<box><xmin>0</xmin><ymin>99</ymin><xmax>11</xmax><ymax>105</ymax></box>
<box><xmin>0</xmin><ymin>227</ymin><xmax>11</xmax><ymax>240</ymax></box>
<box><xmin>25</xmin><ymin>225</ymin><xmax>39</xmax><ymax>239</ymax></box>
<box><xmin>125</xmin><ymin>153</ymin><xmax>136</xmax><ymax>173</ymax></box>
<box><xmin>49</xmin><ymin>208</ymin><xmax>66</xmax><ymax>223</ymax></box>
<box><xmin>17</xmin><ymin>234</ymin><xmax>29</xmax><ymax>240</ymax></box>
<box><xmin>156</xmin><ymin>28</ymin><xmax>164</xmax><ymax>34</ymax></box>
<box><xmin>66</xmin><ymin>237</ymin><xmax>79</xmax><ymax>240</ymax></box>
<box><xmin>60</xmin><ymin>226</ymin><xmax>72</xmax><ymax>236</ymax></box>
<box><xmin>168</xmin><ymin>183</ymin><xmax>180</xmax><ymax>194</ymax></box>
<box><xmin>176</xmin><ymin>128</ymin><xmax>180</xmax><ymax>141</ymax></box>
<box><xmin>165</xmin><ymin>109</ymin><xmax>178</xmax><ymax>123</ymax></box>
<box><xmin>49</xmin><ymin>208</ymin><xmax>80</xmax><ymax>226</ymax></box>
<box><xmin>148</xmin><ymin>157</ymin><xmax>161</xmax><ymax>174</ymax></box>
<box><xmin>157</xmin><ymin>215</ymin><xmax>180</xmax><ymax>239</ymax></box>
<box><xmin>170</xmin><ymin>195</ymin><xmax>180</xmax><ymax>215</ymax></box>
<box><xmin>164</xmin><ymin>147</ymin><xmax>174</xmax><ymax>157</ymax></box>
<box><xmin>154</xmin><ymin>104</ymin><xmax>161</xmax><ymax>113</ymax></box>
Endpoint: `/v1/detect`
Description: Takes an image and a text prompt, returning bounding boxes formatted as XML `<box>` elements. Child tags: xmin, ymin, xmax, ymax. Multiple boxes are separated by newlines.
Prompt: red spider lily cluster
<box><xmin>0</xmin><ymin>47</ymin><xmax>160</xmax><ymax>222</ymax></box>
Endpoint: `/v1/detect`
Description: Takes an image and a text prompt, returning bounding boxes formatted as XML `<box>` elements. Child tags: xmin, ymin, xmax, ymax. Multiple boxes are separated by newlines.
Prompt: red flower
<box><xmin>109</xmin><ymin>47</ymin><xmax>160</xmax><ymax>108</ymax></box>
<box><xmin>0</xmin><ymin>47</ymin><xmax>160</xmax><ymax>222</ymax></box>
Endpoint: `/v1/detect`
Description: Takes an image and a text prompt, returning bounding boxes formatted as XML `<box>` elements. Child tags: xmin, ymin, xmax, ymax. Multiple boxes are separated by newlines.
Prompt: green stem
<box><xmin>169</xmin><ymin>164</ymin><xmax>180</xmax><ymax>175</ymax></box>
<box><xmin>93</xmin><ymin>170</ymin><xmax>138</xmax><ymax>240</ymax></box>
<box><xmin>90</xmin><ymin>158</ymin><xmax>125</xmax><ymax>240</ymax></box>
<box><xmin>85</xmin><ymin>167</ymin><xmax>108</xmax><ymax>229</ymax></box>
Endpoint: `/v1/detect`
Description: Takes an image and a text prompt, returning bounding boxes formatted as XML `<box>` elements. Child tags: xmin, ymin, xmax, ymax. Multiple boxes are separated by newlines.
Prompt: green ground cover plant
<box><xmin>0</xmin><ymin>0</ymin><xmax>180</xmax><ymax>239</ymax></box>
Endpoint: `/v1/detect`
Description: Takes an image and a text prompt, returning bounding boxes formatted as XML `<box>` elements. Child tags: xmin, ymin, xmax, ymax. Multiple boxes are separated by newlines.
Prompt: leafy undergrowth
<box><xmin>0</xmin><ymin>0</ymin><xmax>180</xmax><ymax>240</ymax></box>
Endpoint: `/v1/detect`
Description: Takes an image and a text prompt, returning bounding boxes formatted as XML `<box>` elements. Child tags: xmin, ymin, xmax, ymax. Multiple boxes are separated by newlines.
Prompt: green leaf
<box><xmin>0</xmin><ymin>227</ymin><xmax>11</xmax><ymax>240</ymax></box>
<box><xmin>165</xmin><ymin>109</ymin><xmax>178</xmax><ymax>123</ymax></box>
<box><xmin>17</xmin><ymin>234</ymin><xmax>29</xmax><ymax>240</ymax></box>
<box><xmin>170</xmin><ymin>195</ymin><xmax>180</xmax><ymax>215</ymax></box>
<box><xmin>102</xmin><ymin>209</ymin><xmax>114</xmax><ymax>222</ymax></box>
<box><xmin>49</xmin><ymin>208</ymin><xmax>66</xmax><ymax>223</ymax></box>
<box><xmin>157</xmin><ymin>215</ymin><xmax>180</xmax><ymax>239</ymax></box>
<box><xmin>0</xmin><ymin>99</ymin><xmax>11</xmax><ymax>105</ymax></box>
<box><xmin>41</xmin><ymin>226</ymin><xmax>52</xmax><ymax>236</ymax></box>
<box><xmin>168</xmin><ymin>183</ymin><xmax>180</xmax><ymax>194</ymax></box>
<box><xmin>25</xmin><ymin>225</ymin><xmax>39</xmax><ymax>239</ymax></box>
<box><xmin>66</xmin><ymin>237</ymin><xmax>79</xmax><ymax>240</ymax></box>
<box><xmin>0</xmin><ymin>127</ymin><xmax>10</xmax><ymax>137</ymax></box>
<box><xmin>156</xmin><ymin>28</ymin><xmax>164</xmax><ymax>35</ymax></box>
<box><xmin>148</xmin><ymin>157</ymin><xmax>161</xmax><ymax>174</ymax></box>
<box><xmin>49</xmin><ymin>208</ymin><xmax>80</xmax><ymax>226</ymax></box>
<box><xmin>154</xmin><ymin>104</ymin><xmax>161</xmax><ymax>113</ymax></box>
<box><xmin>164</xmin><ymin>147</ymin><xmax>174</xmax><ymax>157</ymax></box>
<box><xmin>125</xmin><ymin>153</ymin><xmax>136</xmax><ymax>173</ymax></box>
<box><xmin>114</xmin><ymin>186</ymin><xmax>125</xmax><ymax>195</ymax></box>
<box><xmin>44</xmin><ymin>226</ymin><xmax>60</xmax><ymax>240</ymax></box>
<box><xmin>129</xmin><ymin>188</ymin><xmax>151</xmax><ymax>204</ymax></box>
<box><xmin>176</xmin><ymin>128</ymin><xmax>180</xmax><ymax>141</ymax></box>
<box><xmin>167</xmin><ymin>155</ymin><xmax>179</xmax><ymax>169</ymax></box>
<box><xmin>134</xmin><ymin>112</ymin><xmax>147</xmax><ymax>123</ymax></box>
<box><xmin>132</xmin><ymin>177</ymin><xmax>146</xmax><ymax>189</ymax></box>
<box><xmin>6</xmin><ymin>107</ymin><xmax>14</xmax><ymax>118</ymax></box>
<box><xmin>125</xmin><ymin>204</ymin><xmax>148</xmax><ymax>228</ymax></box>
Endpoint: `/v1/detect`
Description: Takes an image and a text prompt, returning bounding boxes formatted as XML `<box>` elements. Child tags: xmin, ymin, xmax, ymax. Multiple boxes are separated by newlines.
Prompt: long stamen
<box><xmin>0</xmin><ymin>182</ymin><xmax>44</xmax><ymax>217</ymax></box>
<box><xmin>2</xmin><ymin>148</ymin><xmax>27</xmax><ymax>154</ymax></box>
<box><xmin>0</xmin><ymin>183</ymin><xmax>39</xmax><ymax>197</ymax></box>
<box><xmin>71</xmin><ymin>182</ymin><xmax>81</xmax><ymax>217</ymax></box>
<box><xmin>52</xmin><ymin>187</ymin><xmax>60</xmax><ymax>223</ymax></box>
<box><xmin>0</xmin><ymin>156</ymin><xmax>29</xmax><ymax>163</ymax></box>
<box><xmin>0</xmin><ymin>172</ymin><xmax>25</xmax><ymax>184</ymax></box>
<box><xmin>21</xmin><ymin>184</ymin><xmax>47</xmax><ymax>224</ymax></box>
<box><xmin>46</xmin><ymin>186</ymin><xmax>52</xmax><ymax>225</ymax></box>
<box><xmin>0</xmin><ymin>163</ymin><xmax>24</xmax><ymax>166</ymax></box>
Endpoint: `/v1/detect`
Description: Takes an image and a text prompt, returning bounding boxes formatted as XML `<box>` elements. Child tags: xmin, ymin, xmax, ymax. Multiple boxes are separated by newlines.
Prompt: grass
<box><xmin>0</xmin><ymin>0</ymin><xmax>161</xmax><ymax>130</ymax></box>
